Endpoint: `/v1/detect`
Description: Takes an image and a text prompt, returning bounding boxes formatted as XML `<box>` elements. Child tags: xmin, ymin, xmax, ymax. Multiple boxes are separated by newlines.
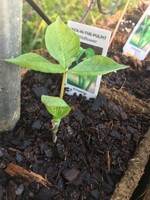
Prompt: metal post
<box><xmin>26</xmin><ymin>0</ymin><xmax>51</xmax><ymax>25</ymax></box>
<box><xmin>0</xmin><ymin>0</ymin><xmax>22</xmax><ymax>131</ymax></box>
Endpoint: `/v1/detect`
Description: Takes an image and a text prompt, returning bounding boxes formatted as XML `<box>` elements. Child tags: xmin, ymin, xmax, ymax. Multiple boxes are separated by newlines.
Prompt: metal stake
<box><xmin>26</xmin><ymin>0</ymin><xmax>51</xmax><ymax>25</ymax></box>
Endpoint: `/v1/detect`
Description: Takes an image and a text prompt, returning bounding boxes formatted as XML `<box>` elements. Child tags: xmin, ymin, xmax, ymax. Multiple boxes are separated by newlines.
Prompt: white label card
<box><xmin>123</xmin><ymin>6</ymin><xmax>150</xmax><ymax>60</ymax></box>
<box><xmin>65</xmin><ymin>21</ymin><xmax>111</xmax><ymax>99</ymax></box>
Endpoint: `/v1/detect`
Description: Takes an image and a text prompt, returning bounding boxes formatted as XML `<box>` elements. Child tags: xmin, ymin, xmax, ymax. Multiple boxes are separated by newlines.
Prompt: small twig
<box><xmin>55</xmin><ymin>168</ymin><xmax>61</xmax><ymax>183</ymax></box>
<box><xmin>82</xmin><ymin>156</ymin><xmax>89</xmax><ymax>169</ymax></box>
<box><xmin>118</xmin><ymin>78</ymin><xmax>126</xmax><ymax>90</ymax></box>
<box><xmin>109</xmin><ymin>0</ymin><xmax>131</xmax><ymax>48</ymax></box>
<box><xmin>8</xmin><ymin>147</ymin><xmax>22</xmax><ymax>154</ymax></box>
<box><xmin>137</xmin><ymin>188</ymin><xmax>148</xmax><ymax>200</ymax></box>
<box><xmin>118</xmin><ymin>157</ymin><xmax>124</xmax><ymax>171</ymax></box>
<box><xmin>32</xmin><ymin>19</ymin><xmax>44</xmax><ymax>48</ymax></box>
<box><xmin>88</xmin><ymin>134</ymin><xmax>91</xmax><ymax>144</ymax></box>
<box><xmin>106</xmin><ymin>150</ymin><xmax>111</xmax><ymax>172</ymax></box>
<box><xmin>5</xmin><ymin>163</ymin><xmax>51</xmax><ymax>188</ymax></box>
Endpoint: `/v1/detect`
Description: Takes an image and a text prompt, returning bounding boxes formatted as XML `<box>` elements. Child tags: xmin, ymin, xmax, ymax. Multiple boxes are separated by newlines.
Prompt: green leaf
<box><xmin>4</xmin><ymin>53</ymin><xmax>65</xmax><ymax>73</ymax></box>
<box><xmin>84</xmin><ymin>48</ymin><xmax>95</xmax><ymax>59</ymax></box>
<box><xmin>45</xmin><ymin>16</ymin><xmax>80</xmax><ymax>69</ymax></box>
<box><xmin>68</xmin><ymin>55</ymin><xmax>128</xmax><ymax>76</ymax></box>
<box><xmin>75</xmin><ymin>47</ymin><xmax>85</xmax><ymax>64</ymax></box>
<box><xmin>41</xmin><ymin>95</ymin><xmax>71</xmax><ymax>120</ymax></box>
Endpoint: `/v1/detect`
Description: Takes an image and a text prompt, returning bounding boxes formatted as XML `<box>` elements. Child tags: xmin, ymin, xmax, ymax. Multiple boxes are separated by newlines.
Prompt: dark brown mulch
<box><xmin>0</xmin><ymin>55</ymin><xmax>149</xmax><ymax>199</ymax></box>
<box><xmin>105</xmin><ymin>51</ymin><xmax>150</xmax><ymax>101</ymax></box>
<box><xmin>0</xmin><ymin>3</ymin><xmax>150</xmax><ymax>198</ymax></box>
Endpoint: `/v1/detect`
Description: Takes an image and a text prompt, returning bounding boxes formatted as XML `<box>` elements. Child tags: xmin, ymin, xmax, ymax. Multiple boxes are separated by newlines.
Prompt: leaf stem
<box><xmin>60</xmin><ymin>72</ymin><xmax>67</xmax><ymax>99</ymax></box>
<box><xmin>51</xmin><ymin>119</ymin><xmax>60</xmax><ymax>143</ymax></box>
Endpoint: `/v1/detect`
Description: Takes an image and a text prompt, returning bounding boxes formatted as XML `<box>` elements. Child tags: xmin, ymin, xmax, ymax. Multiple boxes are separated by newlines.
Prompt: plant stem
<box><xmin>51</xmin><ymin>119</ymin><xmax>60</xmax><ymax>143</ymax></box>
<box><xmin>60</xmin><ymin>72</ymin><xmax>67</xmax><ymax>99</ymax></box>
<box><xmin>109</xmin><ymin>0</ymin><xmax>131</xmax><ymax>48</ymax></box>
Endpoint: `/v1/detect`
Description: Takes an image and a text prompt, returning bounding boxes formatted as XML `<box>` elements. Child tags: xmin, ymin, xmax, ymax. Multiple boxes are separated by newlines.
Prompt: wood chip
<box><xmin>5</xmin><ymin>163</ymin><xmax>51</xmax><ymax>188</ymax></box>
<box><xmin>106</xmin><ymin>150</ymin><xmax>111</xmax><ymax>172</ymax></box>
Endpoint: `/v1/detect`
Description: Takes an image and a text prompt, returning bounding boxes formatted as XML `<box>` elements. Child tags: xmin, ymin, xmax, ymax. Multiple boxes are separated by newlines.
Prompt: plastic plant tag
<box><xmin>123</xmin><ymin>6</ymin><xmax>150</xmax><ymax>60</ymax></box>
<box><xmin>65</xmin><ymin>21</ymin><xmax>111</xmax><ymax>99</ymax></box>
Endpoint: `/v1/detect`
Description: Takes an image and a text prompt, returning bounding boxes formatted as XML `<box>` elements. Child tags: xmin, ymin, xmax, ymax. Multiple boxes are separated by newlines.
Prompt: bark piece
<box><xmin>100</xmin><ymin>84</ymin><xmax>150</xmax><ymax>115</ymax></box>
<box><xmin>63</xmin><ymin>168</ymin><xmax>80</xmax><ymax>182</ymax></box>
<box><xmin>111</xmin><ymin>128</ymin><xmax>150</xmax><ymax>200</ymax></box>
<box><xmin>5</xmin><ymin>163</ymin><xmax>51</xmax><ymax>188</ymax></box>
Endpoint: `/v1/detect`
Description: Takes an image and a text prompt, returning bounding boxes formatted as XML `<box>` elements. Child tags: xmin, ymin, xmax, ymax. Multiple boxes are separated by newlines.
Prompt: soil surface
<box><xmin>0</xmin><ymin>3</ymin><xmax>150</xmax><ymax>200</ymax></box>
<box><xmin>0</xmin><ymin>49</ymin><xmax>149</xmax><ymax>199</ymax></box>
<box><xmin>105</xmin><ymin>50</ymin><xmax>150</xmax><ymax>101</ymax></box>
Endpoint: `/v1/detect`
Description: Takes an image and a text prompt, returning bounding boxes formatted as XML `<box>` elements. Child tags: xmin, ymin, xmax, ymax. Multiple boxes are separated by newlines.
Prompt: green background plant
<box><xmin>22</xmin><ymin>0</ymin><xmax>139</xmax><ymax>53</ymax></box>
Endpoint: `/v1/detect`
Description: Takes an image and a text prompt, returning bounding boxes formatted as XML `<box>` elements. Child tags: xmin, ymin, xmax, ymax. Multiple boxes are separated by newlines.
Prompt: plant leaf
<box><xmin>68</xmin><ymin>55</ymin><xmax>128</xmax><ymax>76</ymax></box>
<box><xmin>76</xmin><ymin>47</ymin><xmax>86</xmax><ymax>62</ymax></box>
<box><xmin>41</xmin><ymin>95</ymin><xmax>71</xmax><ymax>120</ymax></box>
<box><xmin>45</xmin><ymin>16</ymin><xmax>80</xmax><ymax>69</ymax></box>
<box><xmin>84</xmin><ymin>48</ymin><xmax>95</xmax><ymax>59</ymax></box>
<box><xmin>4</xmin><ymin>53</ymin><xmax>65</xmax><ymax>73</ymax></box>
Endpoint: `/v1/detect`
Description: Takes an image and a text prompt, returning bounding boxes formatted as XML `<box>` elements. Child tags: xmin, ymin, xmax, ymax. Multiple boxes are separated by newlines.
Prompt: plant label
<box><xmin>65</xmin><ymin>21</ymin><xmax>111</xmax><ymax>99</ymax></box>
<box><xmin>123</xmin><ymin>6</ymin><xmax>150</xmax><ymax>60</ymax></box>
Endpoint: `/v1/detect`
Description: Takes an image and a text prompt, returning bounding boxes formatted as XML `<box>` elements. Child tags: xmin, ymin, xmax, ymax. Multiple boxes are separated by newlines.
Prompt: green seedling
<box><xmin>3</xmin><ymin>16</ymin><xmax>128</xmax><ymax>142</ymax></box>
<box><xmin>41</xmin><ymin>96</ymin><xmax>71</xmax><ymax>142</ymax></box>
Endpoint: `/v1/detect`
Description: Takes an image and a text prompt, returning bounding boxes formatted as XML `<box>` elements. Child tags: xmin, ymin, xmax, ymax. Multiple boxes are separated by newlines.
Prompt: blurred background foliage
<box><xmin>22</xmin><ymin>0</ymin><xmax>138</xmax><ymax>53</ymax></box>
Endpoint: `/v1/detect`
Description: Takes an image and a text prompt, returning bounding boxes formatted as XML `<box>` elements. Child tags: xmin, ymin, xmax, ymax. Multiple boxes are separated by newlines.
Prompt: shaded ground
<box><xmin>105</xmin><ymin>51</ymin><xmax>150</xmax><ymax>101</ymax></box>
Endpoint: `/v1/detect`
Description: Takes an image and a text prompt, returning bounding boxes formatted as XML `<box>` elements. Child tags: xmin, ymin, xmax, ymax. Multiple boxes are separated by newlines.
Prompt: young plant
<box><xmin>3</xmin><ymin>16</ymin><xmax>128</xmax><ymax>142</ymax></box>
